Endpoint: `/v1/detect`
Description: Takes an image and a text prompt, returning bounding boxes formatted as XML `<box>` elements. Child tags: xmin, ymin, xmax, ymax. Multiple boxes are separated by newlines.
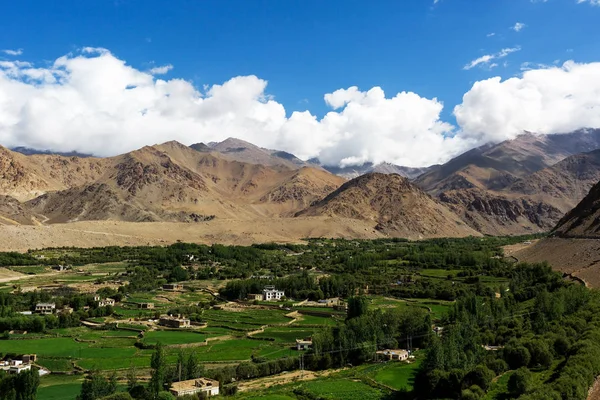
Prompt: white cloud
<box><xmin>454</xmin><ymin>61</ymin><xmax>600</xmax><ymax>143</ymax></box>
<box><xmin>2</xmin><ymin>49</ymin><xmax>600</xmax><ymax>168</ymax></box>
<box><xmin>464</xmin><ymin>47</ymin><xmax>520</xmax><ymax>70</ymax></box>
<box><xmin>577</xmin><ymin>0</ymin><xmax>600</xmax><ymax>5</ymax></box>
<box><xmin>2</xmin><ymin>49</ymin><xmax>23</xmax><ymax>56</ymax></box>
<box><xmin>512</xmin><ymin>22</ymin><xmax>526</xmax><ymax>32</ymax></box>
<box><xmin>148</xmin><ymin>64</ymin><xmax>173</xmax><ymax>75</ymax></box>
<box><xmin>487</xmin><ymin>33</ymin><xmax>496</xmax><ymax>37</ymax></box>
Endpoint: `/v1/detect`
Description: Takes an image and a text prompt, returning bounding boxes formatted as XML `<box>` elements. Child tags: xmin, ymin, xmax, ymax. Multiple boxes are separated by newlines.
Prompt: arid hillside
<box><xmin>297</xmin><ymin>173</ymin><xmax>479</xmax><ymax>238</ymax></box>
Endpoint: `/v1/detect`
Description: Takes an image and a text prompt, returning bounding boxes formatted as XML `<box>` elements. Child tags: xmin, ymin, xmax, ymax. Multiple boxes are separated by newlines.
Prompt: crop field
<box><xmin>202</xmin><ymin>308</ymin><xmax>293</xmax><ymax>326</ymax></box>
<box><xmin>297</xmin><ymin>378</ymin><xmax>389</xmax><ymax>400</ymax></box>
<box><xmin>253</xmin><ymin>328</ymin><xmax>317</xmax><ymax>343</ymax></box>
<box><xmin>37</xmin><ymin>375</ymin><xmax>84</xmax><ymax>400</ymax></box>
<box><xmin>292</xmin><ymin>314</ymin><xmax>339</xmax><ymax>326</ymax></box>
<box><xmin>143</xmin><ymin>330</ymin><xmax>215</xmax><ymax>345</ymax></box>
<box><xmin>373</xmin><ymin>360</ymin><xmax>421</xmax><ymax>391</ymax></box>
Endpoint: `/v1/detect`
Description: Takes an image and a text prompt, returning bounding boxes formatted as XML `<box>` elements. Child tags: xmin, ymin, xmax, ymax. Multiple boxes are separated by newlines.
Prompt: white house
<box><xmin>35</xmin><ymin>303</ymin><xmax>55</xmax><ymax>314</ymax></box>
<box><xmin>296</xmin><ymin>338</ymin><xmax>312</xmax><ymax>351</ymax></box>
<box><xmin>263</xmin><ymin>286</ymin><xmax>285</xmax><ymax>301</ymax></box>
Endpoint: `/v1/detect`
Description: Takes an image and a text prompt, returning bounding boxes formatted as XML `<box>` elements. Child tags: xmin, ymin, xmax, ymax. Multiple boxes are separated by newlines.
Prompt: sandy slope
<box><xmin>0</xmin><ymin>217</ymin><xmax>393</xmax><ymax>252</ymax></box>
<box><xmin>515</xmin><ymin>238</ymin><xmax>600</xmax><ymax>287</ymax></box>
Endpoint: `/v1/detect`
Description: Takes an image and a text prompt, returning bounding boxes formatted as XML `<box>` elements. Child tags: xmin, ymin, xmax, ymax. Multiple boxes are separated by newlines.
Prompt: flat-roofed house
<box><xmin>247</xmin><ymin>294</ymin><xmax>263</xmax><ymax>301</ymax></box>
<box><xmin>169</xmin><ymin>378</ymin><xmax>220</xmax><ymax>397</ymax></box>
<box><xmin>296</xmin><ymin>338</ymin><xmax>313</xmax><ymax>351</ymax></box>
<box><xmin>139</xmin><ymin>302</ymin><xmax>154</xmax><ymax>309</ymax></box>
<box><xmin>376</xmin><ymin>349</ymin><xmax>409</xmax><ymax>361</ymax></box>
<box><xmin>35</xmin><ymin>303</ymin><xmax>55</xmax><ymax>314</ymax></box>
<box><xmin>159</xmin><ymin>315</ymin><xmax>191</xmax><ymax>328</ymax></box>
<box><xmin>163</xmin><ymin>283</ymin><xmax>184</xmax><ymax>291</ymax></box>
<box><xmin>263</xmin><ymin>286</ymin><xmax>285</xmax><ymax>301</ymax></box>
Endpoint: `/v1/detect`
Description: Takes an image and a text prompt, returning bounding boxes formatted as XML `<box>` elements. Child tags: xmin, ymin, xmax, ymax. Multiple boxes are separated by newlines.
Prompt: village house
<box><xmin>169</xmin><ymin>378</ymin><xmax>220</xmax><ymax>397</ymax></box>
<box><xmin>318</xmin><ymin>298</ymin><xmax>342</xmax><ymax>307</ymax></box>
<box><xmin>35</xmin><ymin>303</ymin><xmax>55</xmax><ymax>314</ymax></box>
<box><xmin>0</xmin><ymin>355</ymin><xmax>36</xmax><ymax>374</ymax></box>
<box><xmin>59</xmin><ymin>306</ymin><xmax>74</xmax><ymax>315</ymax></box>
<box><xmin>263</xmin><ymin>286</ymin><xmax>285</xmax><ymax>302</ymax></box>
<box><xmin>296</xmin><ymin>338</ymin><xmax>313</xmax><ymax>351</ymax></box>
<box><xmin>376</xmin><ymin>349</ymin><xmax>409</xmax><ymax>361</ymax></box>
<box><xmin>98</xmin><ymin>298</ymin><xmax>115</xmax><ymax>307</ymax></box>
<box><xmin>93</xmin><ymin>295</ymin><xmax>101</xmax><ymax>302</ymax></box>
<box><xmin>139</xmin><ymin>302</ymin><xmax>154</xmax><ymax>309</ymax></box>
<box><xmin>247</xmin><ymin>293</ymin><xmax>263</xmax><ymax>301</ymax></box>
<box><xmin>159</xmin><ymin>315</ymin><xmax>191</xmax><ymax>328</ymax></box>
<box><xmin>163</xmin><ymin>283</ymin><xmax>184</xmax><ymax>291</ymax></box>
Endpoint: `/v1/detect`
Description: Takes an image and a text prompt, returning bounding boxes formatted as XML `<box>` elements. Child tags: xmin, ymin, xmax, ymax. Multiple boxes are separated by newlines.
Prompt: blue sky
<box><xmin>1</xmin><ymin>0</ymin><xmax>600</xmax><ymax>166</ymax></box>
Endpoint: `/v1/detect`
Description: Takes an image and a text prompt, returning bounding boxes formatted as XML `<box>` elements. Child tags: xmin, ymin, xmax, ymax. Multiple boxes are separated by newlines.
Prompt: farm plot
<box><xmin>297</xmin><ymin>378</ymin><xmax>389</xmax><ymax>400</ymax></box>
<box><xmin>372</xmin><ymin>360</ymin><xmax>421</xmax><ymax>391</ymax></box>
<box><xmin>143</xmin><ymin>330</ymin><xmax>216</xmax><ymax>346</ymax></box>
<box><xmin>202</xmin><ymin>308</ymin><xmax>293</xmax><ymax>326</ymax></box>
<box><xmin>37</xmin><ymin>375</ymin><xmax>83</xmax><ymax>400</ymax></box>
<box><xmin>253</xmin><ymin>328</ymin><xmax>317</xmax><ymax>343</ymax></box>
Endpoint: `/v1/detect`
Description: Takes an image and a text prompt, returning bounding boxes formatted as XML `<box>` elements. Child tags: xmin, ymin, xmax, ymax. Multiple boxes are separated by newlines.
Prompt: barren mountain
<box><xmin>0</xmin><ymin>141</ymin><xmax>345</xmax><ymax>225</ymax></box>
<box><xmin>320</xmin><ymin>161</ymin><xmax>429</xmax><ymax>180</ymax></box>
<box><xmin>552</xmin><ymin>179</ymin><xmax>600</xmax><ymax>238</ymax></box>
<box><xmin>201</xmin><ymin>137</ymin><xmax>314</xmax><ymax>170</ymax></box>
<box><xmin>297</xmin><ymin>173</ymin><xmax>479</xmax><ymax>238</ymax></box>
<box><xmin>416</xmin><ymin>129</ymin><xmax>600</xmax><ymax>195</ymax></box>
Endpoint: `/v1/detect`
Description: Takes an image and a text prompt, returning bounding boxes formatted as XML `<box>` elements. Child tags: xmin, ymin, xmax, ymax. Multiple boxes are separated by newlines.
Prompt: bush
<box><xmin>100</xmin><ymin>393</ymin><xmax>133</xmax><ymax>400</ymax></box>
<box><xmin>508</xmin><ymin>367</ymin><xmax>532</xmax><ymax>397</ymax></box>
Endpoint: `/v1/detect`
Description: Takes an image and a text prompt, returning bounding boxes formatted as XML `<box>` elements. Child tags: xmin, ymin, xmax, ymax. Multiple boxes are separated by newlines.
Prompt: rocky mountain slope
<box><xmin>414</xmin><ymin>130</ymin><xmax>600</xmax><ymax>235</ymax></box>
<box><xmin>552</xmin><ymin>178</ymin><xmax>600</xmax><ymax>238</ymax></box>
<box><xmin>0</xmin><ymin>141</ymin><xmax>345</xmax><ymax>224</ymax></box>
<box><xmin>296</xmin><ymin>173</ymin><xmax>478</xmax><ymax>238</ymax></box>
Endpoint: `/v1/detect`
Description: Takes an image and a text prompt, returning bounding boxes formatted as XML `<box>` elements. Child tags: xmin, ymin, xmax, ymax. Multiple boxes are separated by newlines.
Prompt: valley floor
<box><xmin>0</xmin><ymin>217</ymin><xmax>387</xmax><ymax>251</ymax></box>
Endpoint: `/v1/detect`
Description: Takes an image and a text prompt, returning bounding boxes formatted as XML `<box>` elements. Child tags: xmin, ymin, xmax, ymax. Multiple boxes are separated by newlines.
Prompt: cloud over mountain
<box><xmin>1</xmin><ymin>48</ymin><xmax>600</xmax><ymax>167</ymax></box>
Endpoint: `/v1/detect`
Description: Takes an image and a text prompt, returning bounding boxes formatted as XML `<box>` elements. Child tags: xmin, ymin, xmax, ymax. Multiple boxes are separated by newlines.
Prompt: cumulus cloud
<box><xmin>455</xmin><ymin>61</ymin><xmax>600</xmax><ymax>143</ymax></box>
<box><xmin>512</xmin><ymin>22</ymin><xmax>526</xmax><ymax>32</ymax></box>
<box><xmin>1</xmin><ymin>49</ymin><xmax>600</xmax><ymax>168</ymax></box>
<box><xmin>2</xmin><ymin>49</ymin><xmax>23</xmax><ymax>56</ymax></box>
<box><xmin>463</xmin><ymin>47</ymin><xmax>520</xmax><ymax>70</ymax></box>
<box><xmin>148</xmin><ymin>64</ymin><xmax>173</xmax><ymax>75</ymax></box>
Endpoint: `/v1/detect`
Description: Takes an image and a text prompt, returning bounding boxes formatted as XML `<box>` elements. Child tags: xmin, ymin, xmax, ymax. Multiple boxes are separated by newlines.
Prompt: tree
<box><xmin>347</xmin><ymin>296</ymin><xmax>369</xmax><ymax>320</ymax></box>
<box><xmin>508</xmin><ymin>367</ymin><xmax>532</xmax><ymax>397</ymax></box>
<box><xmin>126</xmin><ymin>365</ymin><xmax>138</xmax><ymax>391</ymax></box>
<box><xmin>504</xmin><ymin>345</ymin><xmax>531</xmax><ymax>369</ymax></box>
<box><xmin>186</xmin><ymin>351</ymin><xmax>202</xmax><ymax>380</ymax></box>
<box><xmin>149</xmin><ymin>343</ymin><xmax>167</xmax><ymax>397</ymax></box>
<box><xmin>14</xmin><ymin>368</ymin><xmax>40</xmax><ymax>400</ymax></box>
<box><xmin>77</xmin><ymin>371</ymin><xmax>116</xmax><ymax>400</ymax></box>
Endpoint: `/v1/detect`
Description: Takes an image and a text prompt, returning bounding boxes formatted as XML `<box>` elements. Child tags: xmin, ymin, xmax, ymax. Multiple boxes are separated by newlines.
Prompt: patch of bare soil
<box><xmin>0</xmin><ymin>217</ymin><xmax>386</xmax><ymax>252</ymax></box>
<box><xmin>588</xmin><ymin>376</ymin><xmax>600</xmax><ymax>400</ymax></box>
<box><xmin>516</xmin><ymin>238</ymin><xmax>600</xmax><ymax>287</ymax></box>
<box><xmin>237</xmin><ymin>369</ymin><xmax>343</xmax><ymax>392</ymax></box>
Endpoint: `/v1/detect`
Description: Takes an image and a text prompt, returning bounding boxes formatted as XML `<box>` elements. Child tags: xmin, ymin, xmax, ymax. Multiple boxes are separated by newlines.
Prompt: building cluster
<box><xmin>169</xmin><ymin>378</ymin><xmax>220</xmax><ymax>397</ymax></box>
<box><xmin>159</xmin><ymin>315</ymin><xmax>191</xmax><ymax>328</ymax></box>
<box><xmin>94</xmin><ymin>296</ymin><xmax>115</xmax><ymax>307</ymax></box>
<box><xmin>0</xmin><ymin>355</ymin><xmax>36</xmax><ymax>374</ymax></box>
<box><xmin>248</xmin><ymin>286</ymin><xmax>285</xmax><ymax>302</ymax></box>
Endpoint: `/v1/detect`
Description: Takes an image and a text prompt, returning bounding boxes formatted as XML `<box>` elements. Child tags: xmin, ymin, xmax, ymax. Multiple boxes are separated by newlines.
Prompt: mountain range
<box><xmin>2</xmin><ymin>129</ymin><xmax>600</xmax><ymax>242</ymax></box>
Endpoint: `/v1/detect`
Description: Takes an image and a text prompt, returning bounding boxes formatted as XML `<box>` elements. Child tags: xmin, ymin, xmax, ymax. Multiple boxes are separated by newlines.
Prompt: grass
<box><xmin>298</xmin><ymin>378</ymin><xmax>388</xmax><ymax>400</ymax></box>
<box><xmin>9</xmin><ymin>265</ymin><xmax>48</xmax><ymax>274</ymax></box>
<box><xmin>293</xmin><ymin>314</ymin><xmax>339</xmax><ymax>326</ymax></box>
<box><xmin>36</xmin><ymin>357</ymin><xmax>74</xmax><ymax>372</ymax></box>
<box><xmin>253</xmin><ymin>328</ymin><xmax>316</xmax><ymax>343</ymax></box>
<box><xmin>373</xmin><ymin>360</ymin><xmax>421</xmax><ymax>391</ymax></box>
<box><xmin>143</xmin><ymin>330</ymin><xmax>211</xmax><ymax>345</ymax></box>
<box><xmin>37</xmin><ymin>375</ymin><xmax>83</xmax><ymax>400</ymax></box>
<box><xmin>202</xmin><ymin>308</ymin><xmax>292</xmax><ymax>326</ymax></box>
<box><xmin>0</xmin><ymin>338</ymin><xmax>83</xmax><ymax>358</ymax></box>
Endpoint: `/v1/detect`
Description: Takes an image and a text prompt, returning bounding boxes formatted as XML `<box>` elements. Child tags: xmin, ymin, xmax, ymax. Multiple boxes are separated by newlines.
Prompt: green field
<box><xmin>298</xmin><ymin>378</ymin><xmax>389</xmax><ymax>400</ymax></box>
<box><xmin>143</xmin><ymin>330</ymin><xmax>212</xmax><ymax>345</ymax></box>
<box><xmin>37</xmin><ymin>375</ymin><xmax>83</xmax><ymax>400</ymax></box>
<box><xmin>253</xmin><ymin>328</ymin><xmax>316</xmax><ymax>343</ymax></box>
<box><xmin>373</xmin><ymin>360</ymin><xmax>421</xmax><ymax>391</ymax></box>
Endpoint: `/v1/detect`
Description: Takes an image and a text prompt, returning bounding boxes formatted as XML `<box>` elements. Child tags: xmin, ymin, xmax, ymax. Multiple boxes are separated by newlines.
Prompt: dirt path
<box><xmin>588</xmin><ymin>376</ymin><xmax>600</xmax><ymax>400</ymax></box>
<box><xmin>237</xmin><ymin>368</ymin><xmax>343</xmax><ymax>392</ymax></box>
